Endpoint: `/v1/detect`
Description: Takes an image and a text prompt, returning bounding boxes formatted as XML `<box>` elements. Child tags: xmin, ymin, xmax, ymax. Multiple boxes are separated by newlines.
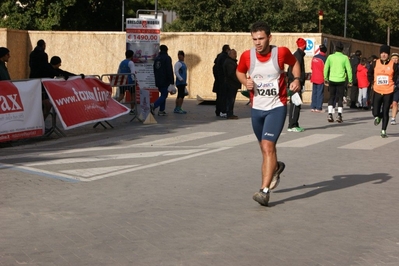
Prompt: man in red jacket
<box><xmin>310</xmin><ymin>44</ymin><xmax>327</xmax><ymax>112</ymax></box>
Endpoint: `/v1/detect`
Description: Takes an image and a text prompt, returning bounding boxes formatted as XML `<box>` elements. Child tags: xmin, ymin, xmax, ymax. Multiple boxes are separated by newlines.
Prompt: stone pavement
<box><xmin>1</xmin><ymin>97</ymin><xmax>399</xmax><ymax>265</ymax></box>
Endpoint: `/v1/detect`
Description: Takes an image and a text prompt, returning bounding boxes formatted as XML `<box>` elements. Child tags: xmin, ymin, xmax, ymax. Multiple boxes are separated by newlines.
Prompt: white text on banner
<box><xmin>0</xmin><ymin>79</ymin><xmax>44</xmax><ymax>142</ymax></box>
<box><xmin>43</xmin><ymin>76</ymin><xmax>129</xmax><ymax>130</ymax></box>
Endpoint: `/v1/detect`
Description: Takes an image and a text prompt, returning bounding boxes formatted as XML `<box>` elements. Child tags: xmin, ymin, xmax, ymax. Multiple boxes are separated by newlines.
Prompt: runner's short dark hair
<box><xmin>250</xmin><ymin>21</ymin><xmax>271</xmax><ymax>36</ymax></box>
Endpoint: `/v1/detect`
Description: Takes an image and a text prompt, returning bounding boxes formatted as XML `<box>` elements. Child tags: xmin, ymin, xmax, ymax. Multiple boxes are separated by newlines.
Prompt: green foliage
<box><xmin>0</xmin><ymin>0</ymin><xmax>76</xmax><ymax>30</ymax></box>
<box><xmin>0</xmin><ymin>0</ymin><xmax>398</xmax><ymax>46</ymax></box>
<box><xmin>370</xmin><ymin>0</ymin><xmax>399</xmax><ymax>30</ymax></box>
<box><xmin>166</xmin><ymin>0</ymin><xmax>399</xmax><ymax>46</ymax></box>
<box><xmin>0</xmin><ymin>0</ymin><xmax>154</xmax><ymax>31</ymax></box>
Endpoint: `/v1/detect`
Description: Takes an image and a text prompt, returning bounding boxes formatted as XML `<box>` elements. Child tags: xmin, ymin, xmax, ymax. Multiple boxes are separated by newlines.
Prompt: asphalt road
<box><xmin>1</xmin><ymin>98</ymin><xmax>399</xmax><ymax>266</ymax></box>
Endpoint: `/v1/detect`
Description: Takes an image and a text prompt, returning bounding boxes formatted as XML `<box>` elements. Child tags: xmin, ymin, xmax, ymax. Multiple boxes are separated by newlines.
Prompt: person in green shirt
<box><xmin>0</xmin><ymin>47</ymin><xmax>11</xmax><ymax>81</ymax></box>
<box><xmin>324</xmin><ymin>42</ymin><xmax>352</xmax><ymax>123</ymax></box>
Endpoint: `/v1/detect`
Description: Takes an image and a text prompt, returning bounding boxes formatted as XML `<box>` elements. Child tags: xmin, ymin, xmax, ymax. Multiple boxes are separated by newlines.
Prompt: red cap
<box><xmin>296</xmin><ymin>38</ymin><xmax>306</xmax><ymax>48</ymax></box>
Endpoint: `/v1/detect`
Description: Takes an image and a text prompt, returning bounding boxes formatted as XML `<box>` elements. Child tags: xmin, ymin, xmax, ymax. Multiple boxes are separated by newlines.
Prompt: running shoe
<box><xmin>129</xmin><ymin>109</ymin><xmax>135</xmax><ymax>115</ymax></box>
<box><xmin>374</xmin><ymin>117</ymin><xmax>381</xmax><ymax>126</ymax></box>
<box><xmin>158</xmin><ymin>111</ymin><xmax>167</xmax><ymax>116</ymax></box>
<box><xmin>336</xmin><ymin>115</ymin><xmax>343</xmax><ymax>123</ymax></box>
<box><xmin>288</xmin><ymin>127</ymin><xmax>304</xmax><ymax>132</ymax></box>
<box><xmin>381</xmin><ymin>130</ymin><xmax>387</xmax><ymax>138</ymax></box>
<box><xmin>270</xmin><ymin>161</ymin><xmax>285</xmax><ymax>190</ymax></box>
<box><xmin>328</xmin><ymin>114</ymin><xmax>334</xmax><ymax>122</ymax></box>
<box><xmin>253</xmin><ymin>190</ymin><xmax>270</xmax><ymax>206</ymax></box>
<box><xmin>391</xmin><ymin>118</ymin><xmax>396</xmax><ymax>125</ymax></box>
<box><xmin>177</xmin><ymin>108</ymin><xmax>187</xmax><ymax>114</ymax></box>
<box><xmin>220</xmin><ymin>112</ymin><xmax>227</xmax><ymax>118</ymax></box>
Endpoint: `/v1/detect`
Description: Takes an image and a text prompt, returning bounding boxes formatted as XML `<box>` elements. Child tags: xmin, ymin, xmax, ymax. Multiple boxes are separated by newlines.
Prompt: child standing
<box><xmin>357</xmin><ymin>57</ymin><xmax>369</xmax><ymax>110</ymax></box>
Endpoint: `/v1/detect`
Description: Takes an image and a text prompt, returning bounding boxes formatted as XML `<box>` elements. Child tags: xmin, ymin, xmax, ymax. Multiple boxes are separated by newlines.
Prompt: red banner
<box><xmin>0</xmin><ymin>79</ymin><xmax>44</xmax><ymax>142</ymax></box>
<box><xmin>43</xmin><ymin>77</ymin><xmax>130</xmax><ymax>130</ymax></box>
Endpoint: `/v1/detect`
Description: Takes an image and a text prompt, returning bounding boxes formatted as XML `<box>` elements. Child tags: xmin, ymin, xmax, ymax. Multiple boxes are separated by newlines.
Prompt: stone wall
<box><xmin>0</xmin><ymin>28</ymin><xmax>397</xmax><ymax>103</ymax></box>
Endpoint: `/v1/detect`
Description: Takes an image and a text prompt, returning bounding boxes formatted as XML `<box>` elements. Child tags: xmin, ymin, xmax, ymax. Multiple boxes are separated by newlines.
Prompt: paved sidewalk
<box><xmin>1</xmin><ymin>98</ymin><xmax>399</xmax><ymax>265</ymax></box>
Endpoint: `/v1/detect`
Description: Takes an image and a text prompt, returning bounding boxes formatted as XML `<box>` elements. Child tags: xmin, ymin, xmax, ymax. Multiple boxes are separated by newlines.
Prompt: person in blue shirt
<box><xmin>118</xmin><ymin>50</ymin><xmax>136</xmax><ymax>115</ymax></box>
<box><xmin>174</xmin><ymin>50</ymin><xmax>188</xmax><ymax>114</ymax></box>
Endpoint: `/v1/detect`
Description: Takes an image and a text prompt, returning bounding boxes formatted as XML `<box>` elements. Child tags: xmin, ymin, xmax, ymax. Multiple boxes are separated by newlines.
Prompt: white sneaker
<box><xmin>391</xmin><ymin>119</ymin><xmax>396</xmax><ymax>125</ymax></box>
<box><xmin>220</xmin><ymin>112</ymin><xmax>227</xmax><ymax>118</ymax></box>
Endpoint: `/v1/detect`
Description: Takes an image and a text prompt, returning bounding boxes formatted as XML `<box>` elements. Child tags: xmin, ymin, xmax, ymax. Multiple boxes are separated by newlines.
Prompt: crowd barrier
<box><xmin>0</xmin><ymin>74</ymin><xmax>145</xmax><ymax>143</ymax></box>
<box><xmin>99</xmin><ymin>73</ymin><xmax>141</xmax><ymax>127</ymax></box>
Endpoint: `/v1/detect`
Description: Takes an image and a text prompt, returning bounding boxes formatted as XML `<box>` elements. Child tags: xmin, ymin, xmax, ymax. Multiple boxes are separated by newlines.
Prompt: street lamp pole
<box><xmin>122</xmin><ymin>0</ymin><xmax>125</xmax><ymax>31</ymax></box>
<box><xmin>155</xmin><ymin>0</ymin><xmax>158</xmax><ymax>19</ymax></box>
<box><xmin>344</xmin><ymin>0</ymin><xmax>347</xmax><ymax>37</ymax></box>
<box><xmin>318</xmin><ymin>10</ymin><xmax>323</xmax><ymax>33</ymax></box>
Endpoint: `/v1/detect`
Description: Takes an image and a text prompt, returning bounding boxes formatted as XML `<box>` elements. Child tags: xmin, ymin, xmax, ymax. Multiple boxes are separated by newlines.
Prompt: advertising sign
<box><xmin>0</xmin><ymin>79</ymin><xmax>44</xmax><ymax>142</ymax></box>
<box><xmin>43</xmin><ymin>77</ymin><xmax>129</xmax><ymax>130</ymax></box>
<box><xmin>126</xmin><ymin>18</ymin><xmax>161</xmax><ymax>119</ymax></box>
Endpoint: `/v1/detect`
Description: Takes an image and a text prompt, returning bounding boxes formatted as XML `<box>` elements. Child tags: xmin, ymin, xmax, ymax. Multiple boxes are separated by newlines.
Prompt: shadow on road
<box><xmin>270</xmin><ymin>172</ymin><xmax>392</xmax><ymax>206</ymax></box>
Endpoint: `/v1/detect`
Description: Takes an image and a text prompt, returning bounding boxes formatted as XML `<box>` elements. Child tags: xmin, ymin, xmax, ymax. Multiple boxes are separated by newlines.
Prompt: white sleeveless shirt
<box><xmin>249</xmin><ymin>46</ymin><xmax>284</xmax><ymax>111</ymax></box>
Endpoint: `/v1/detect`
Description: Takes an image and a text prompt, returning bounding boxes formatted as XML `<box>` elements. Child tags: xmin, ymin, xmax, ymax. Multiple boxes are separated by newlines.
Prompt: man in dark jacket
<box><xmin>0</xmin><ymin>47</ymin><xmax>11</xmax><ymax>80</ymax></box>
<box><xmin>29</xmin><ymin>39</ymin><xmax>49</xmax><ymax>79</ymax></box>
<box><xmin>47</xmin><ymin>56</ymin><xmax>77</xmax><ymax>78</ymax></box>
<box><xmin>223</xmin><ymin>49</ymin><xmax>241</xmax><ymax>119</ymax></box>
<box><xmin>29</xmin><ymin>39</ymin><xmax>53</xmax><ymax>120</ymax></box>
<box><xmin>349</xmin><ymin>50</ymin><xmax>362</xmax><ymax>108</ymax></box>
<box><xmin>212</xmin><ymin>44</ymin><xmax>230</xmax><ymax>117</ymax></box>
<box><xmin>151</xmin><ymin>45</ymin><xmax>174</xmax><ymax>116</ymax></box>
<box><xmin>287</xmin><ymin>38</ymin><xmax>306</xmax><ymax>132</ymax></box>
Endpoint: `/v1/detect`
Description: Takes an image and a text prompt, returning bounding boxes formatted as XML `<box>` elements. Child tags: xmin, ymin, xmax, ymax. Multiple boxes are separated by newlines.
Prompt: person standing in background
<box><xmin>356</xmin><ymin>57</ymin><xmax>369</xmax><ymax>110</ymax></box>
<box><xmin>390</xmin><ymin>53</ymin><xmax>399</xmax><ymax>125</ymax></box>
<box><xmin>287</xmin><ymin>38</ymin><xmax>306</xmax><ymax>132</ymax></box>
<box><xmin>212</xmin><ymin>44</ymin><xmax>231</xmax><ymax>117</ymax></box>
<box><xmin>151</xmin><ymin>45</ymin><xmax>174</xmax><ymax>116</ymax></box>
<box><xmin>349</xmin><ymin>50</ymin><xmax>362</xmax><ymax>108</ymax></box>
<box><xmin>310</xmin><ymin>44</ymin><xmax>327</xmax><ymax>113</ymax></box>
<box><xmin>0</xmin><ymin>47</ymin><xmax>11</xmax><ymax>80</ymax></box>
<box><xmin>223</xmin><ymin>49</ymin><xmax>241</xmax><ymax>119</ymax></box>
<box><xmin>29</xmin><ymin>39</ymin><xmax>52</xmax><ymax>120</ymax></box>
<box><xmin>29</xmin><ymin>40</ymin><xmax>48</xmax><ymax>79</ymax></box>
<box><xmin>118</xmin><ymin>50</ymin><xmax>136</xmax><ymax>115</ymax></box>
<box><xmin>174</xmin><ymin>50</ymin><xmax>188</xmax><ymax>114</ymax></box>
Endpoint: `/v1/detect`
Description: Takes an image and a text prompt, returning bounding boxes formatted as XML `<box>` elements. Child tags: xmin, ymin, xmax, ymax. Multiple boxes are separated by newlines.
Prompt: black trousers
<box><xmin>215</xmin><ymin>81</ymin><xmax>226</xmax><ymax>115</ymax></box>
<box><xmin>328</xmin><ymin>82</ymin><xmax>345</xmax><ymax>109</ymax></box>
<box><xmin>226</xmin><ymin>85</ymin><xmax>238</xmax><ymax>117</ymax></box>
<box><xmin>372</xmin><ymin>92</ymin><xmax>393</xmax><ymax>131</ymax></box>
<box><xmin>288</xmin><ymin>91</ymin><xmax>302</xmax><ymax>128</ymax></box>
<box><xmin>350</xmin><ymin>85</ymin><xmax>359</xmax><ymax>108</ymax></box>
